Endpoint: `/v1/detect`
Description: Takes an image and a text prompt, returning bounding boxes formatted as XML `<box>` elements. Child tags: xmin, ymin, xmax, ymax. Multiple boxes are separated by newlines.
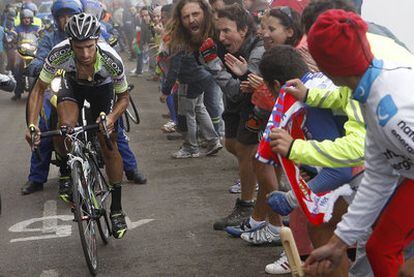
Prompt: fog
<box><xmin>362</xmin><ymin>0</ymin><xmax>414</xmax><ymax>51</ymax></box>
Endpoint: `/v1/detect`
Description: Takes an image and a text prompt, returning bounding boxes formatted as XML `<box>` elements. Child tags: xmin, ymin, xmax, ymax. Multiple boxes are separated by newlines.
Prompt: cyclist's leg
<box><xmin>56</xmin><ymin>79</ymin><xmax>82</xmax><ymax>201</ymax></box>
<box><xmin>85</xmin><ymin>83</ymin><xmax>126</xmax><ymax>238</ymax></box>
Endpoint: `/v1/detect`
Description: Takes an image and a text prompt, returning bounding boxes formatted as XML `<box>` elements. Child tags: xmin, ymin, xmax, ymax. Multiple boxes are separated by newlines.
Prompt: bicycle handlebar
<box><xmin>39</xmin><ymin>113</ymin><xmax>114</xmax><ymax>151</ymax></box>
<box><xmin>40</xmin><ymin>124</ymin><xmax>100</xmax><ymax>138</ymax></box>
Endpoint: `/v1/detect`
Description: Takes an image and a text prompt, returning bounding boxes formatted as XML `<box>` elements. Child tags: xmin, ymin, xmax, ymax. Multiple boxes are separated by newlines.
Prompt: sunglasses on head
<box><xmin>276</xmin><ymin>6</ymin><xmax>293</xmax><ymax>24</ymax></box>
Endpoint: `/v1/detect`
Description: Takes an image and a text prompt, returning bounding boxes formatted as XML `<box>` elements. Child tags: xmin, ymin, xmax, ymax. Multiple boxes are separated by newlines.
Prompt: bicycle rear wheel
<box><xmin>126</xmin><ymin>95</ymin><xmax>140</xmax><ymax>124</ymax></box>
<box><xmin>72</xmin><ymin>161</ymin><xmax>98</xmax><ymax>275</ymax></box>
<box><xmin>94</xmin><ymin>167</ymin><xmax>112</xmax><ymax>244</ymax></box>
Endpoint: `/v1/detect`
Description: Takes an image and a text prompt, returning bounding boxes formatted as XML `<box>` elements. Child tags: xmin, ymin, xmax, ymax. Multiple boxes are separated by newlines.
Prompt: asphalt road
<box><xmin>0</xmin><ymin>61</ymin><xmax>284</xmax><ymax>276</ymax></box>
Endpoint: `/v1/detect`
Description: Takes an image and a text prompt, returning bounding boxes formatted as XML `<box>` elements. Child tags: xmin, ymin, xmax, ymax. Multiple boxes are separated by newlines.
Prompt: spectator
<box><xmin>163</xmin><ymin>0</ymin><xmax>223</xmax><ymax>158</ymax></box>
<box><xmin>200</xmin><ymin>4</ymin><xmax>264</xmax><ymax>230</ymax></box>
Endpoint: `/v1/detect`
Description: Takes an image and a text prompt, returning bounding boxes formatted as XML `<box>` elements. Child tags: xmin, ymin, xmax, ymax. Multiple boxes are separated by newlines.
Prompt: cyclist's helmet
<box><xmin>51</xmin><ymin>0</ymin><xmax>83</xmax><ymax>22</ymax></box>
<box><xmin>83</xmin><ymin>0</ymin><xmax>104</xmax><ymax>21</ymax></box>
<box><xmin>20</xmin><ymin>9</ymin><xmax>34</xmax><ymax>20</ymax></box>
<box><xmin>22</xmin><ymin>2</ymin><xmax>38</xmax><ymax>15</ymax></box>
<box><xmin>65</xmin><ymin>13</ymin><xmax>101</xmax><ymax>41</ymax></box>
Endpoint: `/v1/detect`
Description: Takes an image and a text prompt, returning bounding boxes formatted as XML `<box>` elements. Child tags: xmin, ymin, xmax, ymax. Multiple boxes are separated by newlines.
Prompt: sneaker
<box><xmin>240</xmin><ymin>224</ymin><xmax>281</xmax><ymax>245</ymax></box>
<box><xmin>265</xmin><ymin>252</ymin><xmax>292</xmax><ymax>274</ymax></box>
<box><xmin>172</xmin><ymin>148</ymin><xmax>200</xmax><ymax>159</ymax></box>
<box><xmin>161</xmin><ymin>121</ymin><xmax>176</xmax><ymax>133</ymax></box>
<box><xmin>205</xmin><ymin>141</ymin><xmax>223</xmax><ymax>156</ymax></box>
<box><xmin>110</xmin><ymin>211</ymin><xmax>127</xmax><ymax>239</ymax></box>
<box><xmin>224</xmin><ymin>218</ymin><xmax>266</xmax><ymax>237</ymax></box>
<box><xmin>229</xmin><ymin>180</ymin><xmax>259</xmax><ymax>194</ymax></box>
<box><xmin>213</xmin><ymin>198</ymin><xmax>254</xmax><ymax>230</ymax></box>
<box><xmin>59</xmin><ymin>177</ymin><xmax>73</xmax><ymax>203</ymax></box>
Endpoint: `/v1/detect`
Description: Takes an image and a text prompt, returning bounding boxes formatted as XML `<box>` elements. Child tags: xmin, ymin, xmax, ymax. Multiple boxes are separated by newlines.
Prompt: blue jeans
<box><xmin>200</xmin><ymin>78</ymin><xmax>224</xmax><ymax>135</ymax></box>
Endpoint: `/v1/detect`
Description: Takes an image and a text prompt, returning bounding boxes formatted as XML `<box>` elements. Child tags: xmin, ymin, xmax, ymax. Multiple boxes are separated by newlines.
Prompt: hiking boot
<box><xmin>58</xmin><ymin>177</ymin><xmax>73</xmax><ymax>203</ymax></box>
<box><xmin>213</xmin><ymin>198</ymin><xmax>254</xmax><ymax>230</ymax></box>
<box><xmin>21</xmin><ymin>181</ymin><xmax>43</xmax><ymax>195</ymax></box>
<box><xmin>172</xmin><ymin>148</ymin><xmax>200</xmax><ymax>159</ymax></box>
<box><xmin>125</xmin><ymin>169</ymin><xmax>147</xmax><ymax>184</ymax></box>
<box><xmin>224</xmin><ymin>218</ymin><xmax>266</xmax><ymax>237</ymax></box>
<box><xmin>240</xmin><ymin>224</ymin><xmax>281</xmax><ymax>245</ymax></box>
<box><xmin>111</xmin><ymin>211</ymin><xmax>127</xmax><ymax>239</ymax></box>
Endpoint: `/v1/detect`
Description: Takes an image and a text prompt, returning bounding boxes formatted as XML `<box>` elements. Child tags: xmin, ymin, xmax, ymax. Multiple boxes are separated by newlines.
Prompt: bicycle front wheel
<box><xmin>94</xmin><ymin>167</ymin><xmax>112</xmax><ymax>244</ymax></box>
<box><xmin>72</xmin><ymin>161</ymin><xmax>98</xmax><ymax>275</ymax></box>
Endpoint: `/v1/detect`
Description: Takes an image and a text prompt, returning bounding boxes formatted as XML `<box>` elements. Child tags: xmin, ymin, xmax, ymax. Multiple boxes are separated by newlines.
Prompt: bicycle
<box><xmin>31</xmin><ymin>113</ymin><xmax>113</xmax><ymax>275</ymax></box>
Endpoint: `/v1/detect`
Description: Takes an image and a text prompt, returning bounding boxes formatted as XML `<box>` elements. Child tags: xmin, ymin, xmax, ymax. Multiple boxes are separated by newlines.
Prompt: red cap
<box><xmin>307</xmin><ymin>9</ymin><xmax>373</xmax><ymax>77</ymax></box>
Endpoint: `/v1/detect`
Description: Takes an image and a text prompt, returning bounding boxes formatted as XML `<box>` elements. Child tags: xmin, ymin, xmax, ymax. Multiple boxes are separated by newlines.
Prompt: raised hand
<box><xmin>247</xmin><ymin>73</ymin><xmax>263</xmax><ymax>89</ymax></box>
<box><xmin>284</xmin><ymin>78</ymin><xmax>308</xmax><ymax>102</ymax></box>
<box><xmin>224</xmin><ymin>53</ymin><xmax>248</xmax><ymax>76</ymax></box>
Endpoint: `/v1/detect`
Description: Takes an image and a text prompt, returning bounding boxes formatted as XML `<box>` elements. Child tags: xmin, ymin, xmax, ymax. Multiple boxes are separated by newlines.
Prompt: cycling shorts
<box><xmin>57</xmin><ymin>77</ymin><xmax>114</xmax><ymax>122</ymax></box>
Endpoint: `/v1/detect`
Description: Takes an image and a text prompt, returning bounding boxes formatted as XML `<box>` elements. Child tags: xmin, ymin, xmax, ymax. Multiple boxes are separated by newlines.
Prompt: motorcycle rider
<box><xmin>11</xmin><ymin>8</ymin><xmax>40</xmax><ymax>101</ymax></box>
<box><xmin>14</xmin><ymin>2</ymin><xmax>42</xmax><ymax>28</ymax></box>
<box><xmin>22</xmin><ymin>0</ymin><xmax>146</xmax><ymax>196</ymax></box>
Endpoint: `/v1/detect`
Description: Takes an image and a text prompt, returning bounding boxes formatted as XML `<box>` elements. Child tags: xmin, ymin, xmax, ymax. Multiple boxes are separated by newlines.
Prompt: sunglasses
<box><xmin>275</xmin><ymin>6</ymin><xmax>294</xmax><ymax>24</ymax></box>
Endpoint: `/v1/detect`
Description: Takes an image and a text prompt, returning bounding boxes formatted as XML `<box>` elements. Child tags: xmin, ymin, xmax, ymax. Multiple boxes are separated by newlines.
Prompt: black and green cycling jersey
<box><xmin>39</xmin><ymin>39</ymin><xmax>128</xmax><ymax>94</ymax></box>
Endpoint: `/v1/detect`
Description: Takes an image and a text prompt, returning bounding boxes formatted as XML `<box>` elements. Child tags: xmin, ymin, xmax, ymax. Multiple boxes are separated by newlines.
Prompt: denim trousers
<box><xmin>178</xmin><ymin>85</ymin><xmax>219</xmax><ymax>153</ymax></box>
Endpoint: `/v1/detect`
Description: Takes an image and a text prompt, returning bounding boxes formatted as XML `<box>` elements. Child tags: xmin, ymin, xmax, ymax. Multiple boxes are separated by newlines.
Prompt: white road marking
<box><xmin>9</xmin><ymin>201</ymin><xmax>154</xmax><ymax>242</ymax></box>
<box><xmin>40</xmin><ymin>269</ymin><xmax>59</xmax><ymax>277</ymax></box>
<box><xmin>9</xmin><ymin>215</ymin><xmax>73</xmax><ymax>243</ymax></box>
<box><xmin>43</xmin><ymin>200</ymin><xmax>57</xmax><ymax>234</ymax></box>
<box><xmin>125</xmin><ymin>217</ymin><xmax>155</xmax><ymax>230</ymax></box>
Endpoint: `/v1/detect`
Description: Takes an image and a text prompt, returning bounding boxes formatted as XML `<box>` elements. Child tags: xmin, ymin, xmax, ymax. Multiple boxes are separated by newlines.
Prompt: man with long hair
<box><xmin>162</xmin><ymin>0</ymin><xmax>223</xmax><ymax>158</ymax></box>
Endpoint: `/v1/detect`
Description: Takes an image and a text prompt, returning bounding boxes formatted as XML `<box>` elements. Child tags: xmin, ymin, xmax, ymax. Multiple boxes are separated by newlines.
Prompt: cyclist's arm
<box><xmin>28</xmin><ymin>47</ymin><xmax>59</xmax><ymax>126</ymax></box>
<box><xmin>110</xmin><ymin>91</ymin><xmax>129</xmax><ymax>121</ymax></box>
<box><xmin>27</xmin><ymin>78</ymin><xmax>49</xmax><ymax>126</ymax></box>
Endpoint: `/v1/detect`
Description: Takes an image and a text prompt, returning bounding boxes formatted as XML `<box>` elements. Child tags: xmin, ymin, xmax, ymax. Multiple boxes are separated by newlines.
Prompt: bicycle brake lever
<box><xmin>99</xmin><ymin>112</ymin><xmax>113</xmax><ymax>151</ymax></box>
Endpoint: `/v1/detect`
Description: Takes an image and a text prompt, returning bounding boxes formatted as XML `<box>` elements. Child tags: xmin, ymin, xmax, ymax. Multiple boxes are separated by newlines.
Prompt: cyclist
<box><xmin>26</xmin><ymin>13</ymin><xmax>128</xmax><ymax>239</ymax></box>
<box><xmin>22</xmin><ymin>0</ymin><xmax>146</xmax><ymax>196</ymax></box>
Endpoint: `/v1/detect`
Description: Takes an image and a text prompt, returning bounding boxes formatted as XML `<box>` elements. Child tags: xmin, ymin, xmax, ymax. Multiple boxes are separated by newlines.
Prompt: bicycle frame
<box><xmin>64</xmin><ymin>128</ymin><xmax>110</xmax><ymax>217</ymax></box>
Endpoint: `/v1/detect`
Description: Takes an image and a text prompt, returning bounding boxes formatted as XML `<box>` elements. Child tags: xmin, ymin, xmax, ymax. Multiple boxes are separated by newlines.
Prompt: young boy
<box><xmin>254</xmin><ymin>45</ymin><xmax>363</xmax><ymax>276</ymax></box>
